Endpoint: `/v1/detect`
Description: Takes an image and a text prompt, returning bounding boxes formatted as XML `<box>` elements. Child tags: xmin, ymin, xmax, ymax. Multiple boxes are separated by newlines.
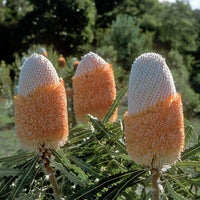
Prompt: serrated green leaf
<box><xmin>52</xmin><ymin>150</ymin><xmax>87</xmax><ymax>186</ymax></box>
<box><xmin>176</xmin><ymin>161</ymin><xmax>200</xmax><ymax>167</ymax></box>
<box><xmin>87</xmin><ymin>114</ymin><xmax>127</xmax><ymax>154</ymax></box>
<box><xmin>184</xmin><ymin>119</ymin><xmax>197</xmax><ymax>143</ymax></box>
<box><xmin>166</xmin><ymin>174</ymin><xmax>194</xmax><ymax>198</ymax></box>
<box><xmin>53</xmin><ymin>150</ymin><xmax>90</xmax><ymax>180</ymax></box>
<box><xmin>120</xmin><ymin>190</ymin><xmax>136</xmax><ymax>200</ymax></box>
<box><xmin>15</xmin><ymin>193</ymin><xmax>34</xmax><ymax>200</ymax></box>
<box><xmin>53</xmin><ymin>161</ymin><xmax>85</xmax><ymax>187</ymax></box>
<box><xmin>163</xmin><ymin>177</ymin><xmax>187</xmax><ymax>200</ymax></box>
<box><xmin>8</xmin><ymin>155</ymin><xmax>39</xmax><ymax>200</ymax></box>
<box><xmin>71</xmin><ymin>170</ymin><xmax>145</xmax><ymax>200</ymax></box>
<box><xmin>108</xmin><ymin>133</ymin><xmax>122</xmax><ymax>144</ymax></box>
<box><xmin>67</xmin><ymin>161</ymin><xmax>88</xmax><ymax>182</ymax></box>
<box><xmin>69</xmin><ymin>125</ymin><xmax>87</xmax><ymax>135</ymax></box>
<box><xmin>67</xmin><ymin>155</ymin><xmax>100</xmax><ymax>177</ymax></box>
<box><xmin>141</xmin><ymin>174</ymin><xmax>154</xmax><ymax>200</ymax></box>
<box><xmin>0</xmin><ymin>168</ymin><xmax>24</xmax><ymax>177</ymax></box>
<box><xmin>181</xmin><ymin>178</ymin><xmax>200</xmax><ymax>187</ymax></box>
<box><xmin>0</xmin><ymin>158</ymin><xmax>37</xmax><ymax>199</ymax></box>
<box><xmin>28</xmin><ymin>165</ymin><xmax>43</xmax><ymax>192</ymax></box>
<box><xmin>0</xmin><ymin>177</ymin><xmax>15</xmax><ymax>198</ymax></box>
<box><xmin>181</xmin><ymin>142</ymin><xmax>200</xmax><ymax>160</ymax></box>
<box><xmin>101</xmin><ymin>170</ymin><xmax>144</xmax><ymax>200</ymax></box>
<box><xmin>114</xmin><ymin>139</ymin><xmax>127</xmax><ymax>154</ymax></box>
<box><xmin>69</xmin><ymin>128</ymin><xmax>92</xmax><ymax>144</ymax></box>
<box><xmin>0</xmin><ymin>151</ymin><xmax>33</xmax><ymax>164</ymax></box>
<box><xmin>109</xmin><ymin>152</ymin><xmax>131</xmax><ymax>161</ymax></box>
<box><xmin>87</xmin><ymin>114</ymin><xmax>111</xmax><ymax>136</ymax></box>
<box><xmin>102</xmin><ymin>88</ymin><xmax>127</xmax><ymax>123</ymax></box>
<box><xmin>161</xmin><ymin>192</ymin><xmax>169</xmax><ymax>200</ymax></box>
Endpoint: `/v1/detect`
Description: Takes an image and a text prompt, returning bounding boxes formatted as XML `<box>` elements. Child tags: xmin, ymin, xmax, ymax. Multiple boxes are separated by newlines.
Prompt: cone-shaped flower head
<box><xmin>1</xmin><ymin>60</ymin><xmax>6</xmax><ymax>67</ymax></box>
<box><xmin>73</xmin><ymin>60</ymin><xmax>80</xmax><ymax>72</ymax></box>
<box><xmin>39</xmin><ymin>47</ymin><xmax>47</xmax><ymax>57</ymax></box>
<box><xmin>73</xmin><ymin>52</ymin><xmax>117</xmax><ymax>123</ymax></box>
<box><xmin>58</xmin><ymin>54</ymin><xmax>66</xmax><ymax>67</ymax></box>
<box><xmin>15</xmin><ymin>53</ymin><xmax>68</xmax><ymax>151</ymax></box>
<box><xmin>124</xmin><ymin>53</ymin><xmax>184</xmax><ymax>169</ymax></box>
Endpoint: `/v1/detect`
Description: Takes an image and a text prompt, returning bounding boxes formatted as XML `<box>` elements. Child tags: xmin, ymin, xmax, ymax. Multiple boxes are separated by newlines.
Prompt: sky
<box><xmin>159</xmin><ymin>0</ymin><xmax>200</xmax><ymax>10</ymax></box>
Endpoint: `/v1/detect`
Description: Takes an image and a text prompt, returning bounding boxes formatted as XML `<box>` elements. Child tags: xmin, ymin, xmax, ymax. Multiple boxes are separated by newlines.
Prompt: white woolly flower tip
<box><xmin>18</xmin><ymin>53</ymin><xmax>59</xmax><ymax>96</ymax></box>
<box><xmin>128</xmin><ymin>52</ymin><xmax>176</xmax><ymax>115</ymax></box>
<box><xmin>39</xmin><ymin>47</ymin><xmax>46</xmax><ymax>54</ymax></box>
<box><xmin>75</xmin><ymin>52</ymin><xmax>107</xmax><ymax>76</ymax></box>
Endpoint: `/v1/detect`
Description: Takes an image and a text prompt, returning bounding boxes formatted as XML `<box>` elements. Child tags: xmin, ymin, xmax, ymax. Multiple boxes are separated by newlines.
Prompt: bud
<box><xmin>15</xmin><ymin>53</ymin><xmax>68</xmax><ymax>151</ymax></box>
<box><xmin>58</xmin><ymin>54</ymin><xmax>66</xmax><ymax>67</ymax></box>
<box><xmin>124</xmin><ymin>53</ymin><xmax>184</xmax><ymax>169</ymax></box>
<box><xmin>73</xmin><ymin>52</ymin><xmax>117</xmax><ymax>123</ymax></box>
<box><xmin>39</xmin><ymin>47</ymin><xmax>48</xmax><ymax>58</ymax></box>
<box><xmin>73</xmin><ymin>61</ymin><xmax>80</xmax><ymax>72</ymax></box>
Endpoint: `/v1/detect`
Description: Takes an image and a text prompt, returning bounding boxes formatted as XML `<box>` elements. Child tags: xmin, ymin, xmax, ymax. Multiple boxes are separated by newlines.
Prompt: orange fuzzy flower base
<box><xmin>73</xmin><ymin>64</ymin><xmax>117</xmax><ymax>123</ymax></box>
<box><xmin>15</xmin><ymin>79</ymin><xmax>68</xmax><ymax>151</ymax></box>
<box><xmin>124</xmin><ymin>94</ymin><xmax>184</xmax><ymax>169</ymax></box>
<box><xmin>58</xmin><ymin>57</ymin><xmax>66</xmax><ymax>67</ymax></box>
<box><xmin>73</xmin><ymin>61</ymin><xmax>80</xmax><ymax>71</ymax></box>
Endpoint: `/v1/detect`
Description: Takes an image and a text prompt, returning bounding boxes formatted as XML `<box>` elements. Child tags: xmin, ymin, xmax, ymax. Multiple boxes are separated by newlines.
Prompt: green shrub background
<box><xmin>0</xmin><ymin>0</ymin><xmax>200</xmax><ymax>199</ymax></box>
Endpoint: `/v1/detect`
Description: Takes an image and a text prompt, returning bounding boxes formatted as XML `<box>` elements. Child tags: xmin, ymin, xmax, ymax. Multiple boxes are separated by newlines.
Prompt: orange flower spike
<box><xmin>124</xmin><ymin>53</ymin><xmax>184</xmax><ymax>170</ymax></box>
<box><xmin>73</xmin><ymin>52</ymin><xmax>117</xmax><ymax>123</ymax></box>
<box><xmin>39</xmin><ymin>47</ymin><xmax>48</xmax><ymax>58</ymax></box>
<box><xmin>58</xmin><ymin>54</ymin><xmax>66</xmax><ymax>67</ymax></box>
<box><xmin>15</xmin><ymin>53</ymin><xmax>68</xmax><ymax>151</ymax></box>
<box><xmin>73</xmin><ymin>60</ymin><xmax>80</xmax><ymax>72</ymax></box>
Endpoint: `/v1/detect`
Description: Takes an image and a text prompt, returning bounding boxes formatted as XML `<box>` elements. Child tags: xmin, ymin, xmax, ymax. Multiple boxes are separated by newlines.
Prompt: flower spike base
<box><xmin>39</xmin><ymin>144</ymin><xmax>61</xmax><ymax>199</ymax></box>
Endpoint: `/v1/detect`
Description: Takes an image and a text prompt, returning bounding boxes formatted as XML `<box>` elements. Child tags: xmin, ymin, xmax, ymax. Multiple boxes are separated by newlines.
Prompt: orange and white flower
<box><xmin>124</xmin><ymin>53</ymin><xmax>184</xmax><ymax>169</ymax></box>
<box><xmin>39</xmin><ymin>47</ymin><xmax>47</xmax><ymax>57</ymax></box>
<box><xmin>73</xmin><ymin>52</ymin><xmax>117</xmax><ymax>123</ymax></box>
<box><xmin>15</xmin><ymin>53</ymin><xmax>68</xmax><ymax>151</ymax></box>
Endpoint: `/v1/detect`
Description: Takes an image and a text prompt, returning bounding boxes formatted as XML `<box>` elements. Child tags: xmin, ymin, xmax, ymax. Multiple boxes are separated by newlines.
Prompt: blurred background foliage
<box><xmin>0</xmin><ymin>0</ymin><xmax>199</xmax><ymax>125</ymax></box>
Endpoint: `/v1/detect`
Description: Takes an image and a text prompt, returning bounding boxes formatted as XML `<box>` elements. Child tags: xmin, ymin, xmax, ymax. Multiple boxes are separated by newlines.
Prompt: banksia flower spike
<box><xmin>39</xmin><ymin>47</ymin><xmax>48</xmax><ymax>57</ymax></box>
<box><xmin>15</xmin><ymin>53</ymin><xmax>68</xmax><ymax>151</ymax></box>
<box><xmin>73</xmin><ymin>60</ymin><xmax>80</xmax><ymax>72</ymax></box>
<box><xmin>1</xmin><ymin>60</ymin><xmax>6</xmax><ymax>67</ymax></box>
<box><xmin>58</xmin><ymin>54</ymin><xmax>66</xmax><ymax>67</ymax></box>
<box><xmin>124</xmin><ymin>53</ymin><xmax>184</xmax><ymax>170</ymax></box>
<box><xmin>73</xmin><ymin>52</ymin><xmax>117</xmax><ymax>123</ymax></box>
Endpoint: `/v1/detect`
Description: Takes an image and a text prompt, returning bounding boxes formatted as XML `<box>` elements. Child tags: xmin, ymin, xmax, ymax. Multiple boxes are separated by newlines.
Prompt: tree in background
<box><xmin>190</xmin><ymin>9</ymin><xmax>200</xmax><ymax>95</ymax></box>
<box><xmin>156</xmin><ymin>1</ymin><xmax>197</xmax><ymax>52</ymax></box>
<box><xmin>101</xmin><ymin>15</ymin><xmax>152</xmax><ymax>70</ymax></box>
<box><xmin>0</xmin><ymin>0</ymin><xmax>33</xmax><ymax>62</ymax></box>
<box><xmin>0</xmin><ymin>0</ymin><xmax>96</xmax><ymax>62</ymax></box>
<box><xmin>0</xmin><ymin>0</ymin><xmax>199</xmax><ymax>119</ymax></box>
<box><xmin>167</xmin><ymin>50</ymin><xmax>200</xmax><ymax>117</ymax></box>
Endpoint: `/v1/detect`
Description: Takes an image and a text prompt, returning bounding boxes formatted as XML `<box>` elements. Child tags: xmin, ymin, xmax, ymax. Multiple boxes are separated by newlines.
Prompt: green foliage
<box><xmin>0</xmin><ymin>0</ymin><xmax>199</xmax><ymax>118</ymax></box>
<box><xmin>9</xmin><ymin>155</ymin><xmax>39</xmax><ymax>200</ymax></box>
<box><xmin>0</xmin><ymin>89</ymin><xmax>200</xmax><ymax>199</ymax></box>
<box><xmin>0</xmin><ymin>0</ymin><xmax>96</xmax><ymax>63</ymax></box>
<box><xmin>0</xmin><ymin>0</ymin><xmax>200</xmax><ymax>199</ymax></box>
<box><xmin>157</xmin><ymin>1</ymin><xmax>197</xmax><ymax>52</ymax></box>
<box><xmin>71</xmin><ymin>170</ymin><xmax>146</xmax><ymax>200</ymax></box>
<box><xmin>167</xmin><ymin>50</ymin><xmax>200</xmax><ymax>116</ymax></box>
<box><xmin>21</xmin><ymin>0</ymin><xmax>96</xmax><ymax>54</ymax></box>
<box><xmin>0</xmin><ymin>65</ymin><xmax>12</xmax><ymax>97</ymax></box>
<box><xmin>94</xmin><ymin>0</ymin><xmax>124</xmax><ymax>28</ymax></box>
<box><xmin>102</xmin><ymin>88</ymin><xmax>127</xmax><ymax>123</ymax></box>
<box><xmin>102</xmin><ymin>14</ymin><xmax>152</xmax><ymax>70</ymax></box>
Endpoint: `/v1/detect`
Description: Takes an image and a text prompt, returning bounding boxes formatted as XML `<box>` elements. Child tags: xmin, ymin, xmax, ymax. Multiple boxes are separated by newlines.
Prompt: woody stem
<box><xmin>39</xmin><ymin>144</ymin><xmax>61</xmax><ymax>200</ymax></box>
<box><xmin>151</xmin><ymin>168</ymin><xmax>160</xmax><ymax>200</ymax></box>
